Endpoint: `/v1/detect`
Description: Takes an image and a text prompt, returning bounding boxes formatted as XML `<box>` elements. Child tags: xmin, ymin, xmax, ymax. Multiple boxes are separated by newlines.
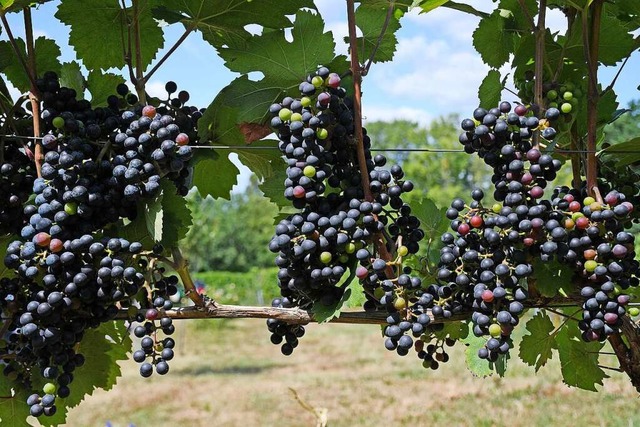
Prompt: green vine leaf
<box><xmin>1</xmin><ymin>0</ymin><xmax>52</xmax><ymax>13</ymax></box>
<box><xmin>59</xmin><ymin>61</ymin><xmax>85</xmax><ymax>95</ymax></box>
<box><xmin>86</xmin><ymin>70</ymin><xmax>125</xmax><ymax>107</ymax></box>
<box><xmin>472</xmin><ymin>10</ymin><xmax>515</xmax><ymax>69</ymax></box>
<box><xmin>556</xmin><ymin>320</ymin><xmax>607</xmax><ymax>391</ymax></box>
<box><xmin>141</xmin><ymin>180</ymin><xmax>193</xmax><ymax>245</ymax></box>
<box><xmin>191</xmin><ymin>149</ymin><xmax>239</xmax><ymax>200</ymax></box>
<box><xmin>519</xmin><ymin>309</ymin><xmax>558</xmax><ymax>372</ymax></box>
<box><xmin>311</xmin><ymin>262</ymin><xmax>359</xmax><ymax>323</ymax></box>
<box><xmin>0</xmin><ymin>384</ymin><xmax>31</xmax><ymax>427</ymax></box>
<box><xmin>531</xmin><ymin>258</ymin><xmax>574</xmax><ymax>298</ymax></box>
<box><xmin>218</xmin><ymin>10</ymin><xmax>336</xmax><ymax>84</ymax></box>
<box><xmin>478</xmin><ymin>69</ymin><xmax>503</xmax><ymax>108</ymax></box>
<box><xmin>347</xmin><ymin>2</ymin><xmax>404</xmax><ymax>64</ymax></box>
<box><xmin>0</xmin><ymin>37</ymin><xmax>61</xmax><ymax>93</ymax></box>
<box><xmin>0</xmin><ymin>235</ymin><xmax>17</xmax><ymax>279</ymax></box>
<box><xmin>460</xmin><ymin>323</ymin><xmax>493</xmax><ymax>377</ymax></box>
<box><xmin>152</xmin><ymin>0</ymin><xmax>314</xmax><ymax>49</ymax></box>
<box><xmin>38</xmin><ymin>321</ymin><xmax>132</xmax><ymax>426</ymax></box>
<box><xmin>599</xmin><ymin>137</ymin><xmax>640</xmax><ymax>166</ymax></box>
<box><xmin>55</xmin><ymin>0</ymin><xmax>164</xmax><ymax>72</ymax></box>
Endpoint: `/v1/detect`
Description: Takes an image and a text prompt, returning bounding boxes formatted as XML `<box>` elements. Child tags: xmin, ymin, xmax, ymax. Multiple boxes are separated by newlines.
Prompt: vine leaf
<box><xmin>478</xmin><ymin>69</ymin><xmax>504</xmax><ymax>108</ymax></box>
<box><xmin>86</xmin><ymin>70</ymin><xmax>125</xmax><ymax>107</ymax></box>
<box><xmin>531</xmin><ymin>258</ymin><xmax>574</xmax><ymax>298</ymax></box>
<box><xmin>460</xmin><ymin>323</ymin><xmax>493</xmax><ymax>377</ymax></box>
<box><xmin>160</xmin><ymin>181</ymin><xmax>193</xmax><ymax>246</ymax></box>
<box><xmin>191</xmin><ymin>149</ymin><xmax>238</xmax><ymax>200</ymax></box>
<box><xmin>234</xmin><ymin>145</ymin><xmax>283</xmax><ymax>180</ymax></box>
<box><xmin>347</xmin><ymin>2</ymin><xmax>404</xmax><ymax>64</ymax></box>
<box><xmin>472</xmin><ymin>10</ymin><xmax>515</xmax><ymax>69</ymax></box>
<box><xmin>0</xmin><ymin>384</ymin><xmax>31</xmax><ymax>427</ymax></box>
<box><xmin>218</xmin><ymin>10</ymin><xmax>336</xmax><ymax>84</ymax></box>
<box><xmin>0</xmin><ymin>37</ymin><xmax>62</xmax><ymax>93</ymax></box>
<box><xmin>198</xmin><ymin>76</ymin><xmax>285</xmax><ymax>144</ymax></box>
<box><xmin>556</xmin><ymin>320</ymin><xmax>607</xmax><ymax>391</ymax></box>
<box><xmin>59</xmin><ymin>61</ymin><xmax>85</xmax><ymax>95</ymax></box>
<box><xmin>152</xmin><ymin>0</ymin><xmax>313</xmax><ymax>50</ymax></box>
<box><xmin>142</xmin><ymin>180</ymin><xmax>193</xmax><ymax>245</ymax></box>
<box><xmin>1</xmin><ymin>0</ymin><xmax>52</xmax><ymax>13</ymax></box>
<box><xmin>0</xmin><ymin>235</ymin><xmax>17</xmax><ymax>279</ymax></box>
<box><xmin>417</xmin><ymin>0</ymin><xmax>489</xmax><ymax>17</ymax></box>
<box><xmin>519</xmin><ymin>310</ymin><xmax>557</xmax><ymax>372</ymax></box>
<box><xmin>38</xmin><ymin>321</ymin><xmax>132</xmax><ymax>426</ymax></box>
<box><xmin>311</xmin><ymin>262</ymin><xmax>359</xmax><ymax>323</ymax></box>
<box><xmin>599</xmin><ymin>137</ymin><xmax>640</xmax><ymax>166</ymax></box>
<box><xmin>55</xmin><ymin>0</ymin><xmax>164</xmax><ymax>72</ymax></box>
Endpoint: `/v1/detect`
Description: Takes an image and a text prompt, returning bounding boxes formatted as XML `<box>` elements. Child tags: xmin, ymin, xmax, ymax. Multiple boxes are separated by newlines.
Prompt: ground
<box><xmin>64</xmin><ymin>318</ymin><xmax>640</xmax><ymax>427</ymax></box>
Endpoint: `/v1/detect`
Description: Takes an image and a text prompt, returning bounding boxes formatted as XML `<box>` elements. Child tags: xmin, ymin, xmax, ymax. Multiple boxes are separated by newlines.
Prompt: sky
<box><xmin>2</xmin><ymin>0</ymin><xmax>639</xmax><ymax>190</ymax></box>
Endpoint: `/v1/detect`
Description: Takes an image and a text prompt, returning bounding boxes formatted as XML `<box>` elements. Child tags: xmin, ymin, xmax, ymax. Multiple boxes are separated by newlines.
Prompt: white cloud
<box><xmin>362</xmin><ymin>105</ymin><xmax>433</xmax><ymax>127</ymax></box>
<box><xmin>370</xmin><ymin>35</ymin><xmax>489</xmax><ymax>112</ymax></box>
<box><xmin>144</xmin><ymin>80</ymin><xmax>168</xmax><ymax>99</ymax></box>
<box><xmin>325</xmin><ymin>21</ymin><xmax>349</xmax><ymax>56</ymax></box>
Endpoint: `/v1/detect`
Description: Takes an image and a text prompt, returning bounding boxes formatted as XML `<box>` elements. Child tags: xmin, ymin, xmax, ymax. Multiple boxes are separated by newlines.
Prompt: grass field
<box><xmin>63</xmin><ymin>316</ymin><xmax>640</xmax><ymax>427</ymax></box>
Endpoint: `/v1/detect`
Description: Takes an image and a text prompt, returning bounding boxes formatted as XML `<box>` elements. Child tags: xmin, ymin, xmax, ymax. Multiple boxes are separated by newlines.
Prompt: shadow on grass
<box><xmin>173</xmin><ymin>361</ymin><xmax>285</xmax><ymax>376</ymax></box>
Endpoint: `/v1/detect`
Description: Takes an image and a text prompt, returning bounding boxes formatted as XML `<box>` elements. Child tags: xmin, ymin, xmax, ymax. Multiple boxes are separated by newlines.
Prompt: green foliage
<box><xmin>347</xmin><ymin>2</ymin><xmax>405</xmax><ymax>64</ymax></box>
<box><xmin>193</xmin><ymin>267</ymin><xmax>280</xmax><ymax>305</ymax></box>
<box><xmin>364</xmin><ymin>117</ymin><xmax>491</xmax><ymax>209</ymax></box>
<box><xmin>181</xmin><ymin>180</ymin><xmax>279</xmax><ymax>272</ymax></box>
<box><xmin>311</xmin><ymin>262</ymin><xmax>359</xmax><ymax>323</ymax></box>
<box><xmin>143</xmin><ymin>180</ymin><xmax>193</xmax><ymax>247</ymax></box>
<box><xmin>190</xmin><ymin>149</ymin><xmax>239</xmax><ymax>200</ymax></box>
<box><xmin>39</xmin><ymin>322</ymin><xmax>132</xmax><ymax>426</ymax></box>
<box><xmin>0</xmin><ymin>37</ymin><xmax>61</xmax><ymax>92</ymax></box>
<box><xmin>531</xmin><ymin>258</ymin><xmax>575</xmax><ymax>298</ymax></box>
<box><xmin>519</xmin><ymin>310</ymin><xmax>558</xmax><ymax>372</ymax></box>
<box><xmin>86</xmin><ymin>70</ymin><xmax>126</xmax><ymax>107</ymax></box>
<box><xmin>152</xmin><ymin>0</ymin><xmax>314</xmax><ymax>50</ymax></box>
<box><xmin>556</xmin><ymin>320</ymin><xmax>607</xmax><ymax>391</ymax></box>
<box><xmin>58</xmin><ymin>61</ymin><xmax>84</xmax><ymax>95</ymax></box>
<box><xmin>478</xmin><ymin>69</ymin><xmax>504</xmax><ymax>109</ymax></box>
<box><xmin>55</xmin><ymin>0</ymin><xmax>164</xmax><ymax>72</ymax></box>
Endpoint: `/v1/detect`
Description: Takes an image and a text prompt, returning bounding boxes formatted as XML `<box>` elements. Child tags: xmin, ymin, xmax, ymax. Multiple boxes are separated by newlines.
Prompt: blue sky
<box><xmin>2</xmin><ymin>0</ymin><xmax>639</xmax><ymax>190</ymax></box>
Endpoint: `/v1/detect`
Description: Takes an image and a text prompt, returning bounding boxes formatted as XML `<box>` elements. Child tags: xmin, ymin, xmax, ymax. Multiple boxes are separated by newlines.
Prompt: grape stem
<box><xmin>346</xmin><ymin>0</ymin><xmax>395</xmax><ymax>277</ymax></box>
<box><xmin>532</xmin><ymin>0</ymin><xmax>546</xmax><ymax>148</ymax></box>
<box><xmin>24</xmin><ymin>7</ymin><xmax>43</xmax><ymax>179</ymax></box>
<box><xmin>143</xmin><ymin>26</ymin><xmax>195</xmax><ymax>83</ymax></box>
<box><xmin>516</xmin><ymin>0</ymin><xmax>536</xmax><ymax>32</ymax></box>
<box><xmin>552</xmin><ymin>8</ymin><xmax>576</xmax><ymax>83</ymax></box>
<box><xmin>582</xmin><ymin>0</ymin><xmax>603</xmax><ymax>202</ymax></box>
<box><xmin>132</xmin><ymin>0</ymin><xmax>147</xmax><ymax>104</ymax></box>
<box><xmin>362</xmin><ymin>0</ymin><xmax>395</xmax><ymax>76</ymax></box>
<box><xmin>171</xmin><ymin>247</ymin><xmax>206</xmax><ymax>308</ymax></box>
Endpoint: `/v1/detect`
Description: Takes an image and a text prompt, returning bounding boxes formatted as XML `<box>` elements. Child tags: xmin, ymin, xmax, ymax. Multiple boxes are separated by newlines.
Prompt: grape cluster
<box><xmin>428</xmin><ymin>101</ymin><xmax>640</xmax><ymax>363</ymax></box>
<box><xmin>1</xmin><ymin>72</ymin><xmax>201</xmax><ymax>417</ymax></box>
<box><xmin>1</xmin><ymin>143</ymin><xmax>36</xmax><ymax>234</ymax></box>
<box><xmin>266</xmin><ymin>67</ymin><xmax>424</xmax><ymax>356</ymax></box>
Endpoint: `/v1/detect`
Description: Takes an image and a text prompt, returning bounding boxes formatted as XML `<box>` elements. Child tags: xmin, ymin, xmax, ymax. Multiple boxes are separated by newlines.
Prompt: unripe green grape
<box><xmin>584</xmin><ymin>260</ymin><xmax>598</xmax><ymax>273</ymax></box>
<box><xmin>488</xmin><ymin>323</ymin><xmax>502</xmax><ymax>338</ymax></box>
<box><xmin>563</xmin><ymin>91</ymin><xmax>573</xmax><ymax>101</ymax></box>
<box><xmin>301</xmin><ymin>96</ymin><xmax>311</xmax><ymax>107</ymax></box>
<box><xmin>629</xmin><ymin>307</ymin><xmax>640</xmax><ymax>317</ymax></box>
<box><xmin>303</xmin><ymin>165</ymin><xmax>316</xmax><ymax>177</ymax></box>
<box><xmin>398</xmin><ymin>245</ymin><xmax>409</xmax><ymax>257</ymax></box>
<box><xmin>52</xmin><ymin>116</ymin><xmax>65</xmax><ymax>129</ymax></box>
<box><xmin>316</xmin><ymin>128</ymin><xmax>328</xmax><ymax>140</ymax></box>
<box><xmin>345</xmin><ymin>242</ymin><xmax>356</xmax><ymax>254</ymax></box>
<box><xmin>560</xmin><ymin>103</ymin><xmax>572</xmax><ymax>113</ymax></box>
<box><xmin>311</xmin><ymin>76</ymin><xmax>324</xmax><ymax>87</ymax></box>
<box><xmin>546</xmin><ymin>89</ymin><xmax>558</xmax><ymax>100</ymax></box>
<box><xmin>43</xmin><ymin>383</ymin><xmax>56</xmax><ymax>394</ymax></box>
<box><xmin>279</xmin><ymin>108</ymin><xmax>292</xmax><ymax>121</ymax></box>
<box><xmin>290</xmin><ymin>112</ymin><xmax>302</xmax><ymax>122</ymax></box>
<box><xmin>320</xmin><ymin>251</ymin><xmax>332</xmax><ymax>264</ymax></box>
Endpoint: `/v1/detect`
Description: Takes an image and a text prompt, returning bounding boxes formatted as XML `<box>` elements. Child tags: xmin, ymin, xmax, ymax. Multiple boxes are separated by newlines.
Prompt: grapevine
<box><xmin>0</xmin><ymin>0</ymin><xmax>640</xmax><ymax>425</ymax></box>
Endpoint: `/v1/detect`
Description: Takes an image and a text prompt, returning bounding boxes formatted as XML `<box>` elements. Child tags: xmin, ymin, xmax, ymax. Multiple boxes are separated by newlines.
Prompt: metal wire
<box><xmin>0</xmin><ymin>134</ymin><xmax>636</xmax><ymax>154</ymax></box>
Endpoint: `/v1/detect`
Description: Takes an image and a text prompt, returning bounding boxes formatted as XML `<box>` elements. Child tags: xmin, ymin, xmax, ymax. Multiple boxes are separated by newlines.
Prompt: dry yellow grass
<box><xmin>63</xmin><ymin>319</ymin><xmax>640</xmax><ymax>427</ymax></box>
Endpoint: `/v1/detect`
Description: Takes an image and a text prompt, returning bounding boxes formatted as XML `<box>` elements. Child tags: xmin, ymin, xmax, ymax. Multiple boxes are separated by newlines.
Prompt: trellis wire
<box><xmin>0</xmin><ymin>134</ymin><xmax>633</xmax><ymax>154</ymax></box>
